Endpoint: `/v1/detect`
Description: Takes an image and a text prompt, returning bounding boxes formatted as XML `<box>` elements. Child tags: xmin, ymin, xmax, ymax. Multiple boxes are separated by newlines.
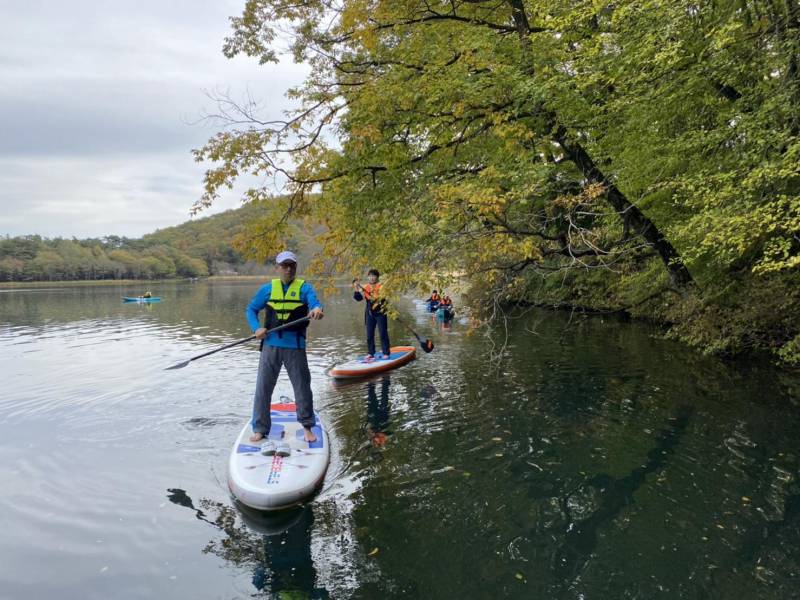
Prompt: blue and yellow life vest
<box><xmin>263</xmin><ymin>278</ymin><xmax>309</xmax><ymax>345</ymax></box>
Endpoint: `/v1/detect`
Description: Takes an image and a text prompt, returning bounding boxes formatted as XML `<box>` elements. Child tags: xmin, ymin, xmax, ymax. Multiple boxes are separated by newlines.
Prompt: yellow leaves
<box><xmin>585</xmin><ymin>183</ymin><xmax>606</xmax><ymax>200</ymax></box>
<box><xmin>519</xmin><ymin>238</ymin><xmax>543</xmax><ymax>262</ymax></box>
<box><xmin>349</xmin><ymin>124</ymin><xmax>383</xmax><ymax>143</ymax></box>
<box><xmin>551</xmin><ymin>183</ymin><xmax>607</xmax><ymax>213</ymax></box>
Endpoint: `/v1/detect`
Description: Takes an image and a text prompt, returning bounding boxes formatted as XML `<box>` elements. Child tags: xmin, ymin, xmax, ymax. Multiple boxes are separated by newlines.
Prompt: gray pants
<box><xmin>252</xmin><ymin>345</ymin><xmax>315</xmax><ymax>434</ymax></box>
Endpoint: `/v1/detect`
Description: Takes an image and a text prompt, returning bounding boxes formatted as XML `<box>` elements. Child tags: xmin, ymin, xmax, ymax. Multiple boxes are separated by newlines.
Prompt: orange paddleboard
<box><xmin>328</xmin><ymin>346</ymin><xmax>416</xmax><ymax>379</ymax></box>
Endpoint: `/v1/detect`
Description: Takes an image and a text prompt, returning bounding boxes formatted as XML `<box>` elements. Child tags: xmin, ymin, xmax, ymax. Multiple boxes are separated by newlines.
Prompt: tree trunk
<box><xmin>507</xmin><ymin>0</ymin><xmax>693</xmax><ymax>288</ymax></box>
<box><xmin>554</xmin><ymin>127</ymin><xmax>694</xmax><ymax>288</ymax></box>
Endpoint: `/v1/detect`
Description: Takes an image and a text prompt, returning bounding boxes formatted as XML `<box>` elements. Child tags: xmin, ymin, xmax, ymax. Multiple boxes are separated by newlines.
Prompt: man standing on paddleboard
<box><xmin>246</xmin><ymin>250</ymin><xmax>324</xmax><ymax>447</ymax></box>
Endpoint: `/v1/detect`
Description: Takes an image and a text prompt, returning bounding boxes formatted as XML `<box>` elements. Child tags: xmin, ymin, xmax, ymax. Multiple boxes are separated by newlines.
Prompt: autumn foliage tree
<box><xmin>197</xmin><ymin>0</ymin><xmax>800</xmax><ymax>361</ymax></box>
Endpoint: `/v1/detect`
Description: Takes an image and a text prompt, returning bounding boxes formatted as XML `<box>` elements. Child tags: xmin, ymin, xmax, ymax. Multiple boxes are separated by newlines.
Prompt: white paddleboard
<box><xmin>228</xmin><ymin>401</ymin><xmax>329</xmax><ymax>511</ymax></box>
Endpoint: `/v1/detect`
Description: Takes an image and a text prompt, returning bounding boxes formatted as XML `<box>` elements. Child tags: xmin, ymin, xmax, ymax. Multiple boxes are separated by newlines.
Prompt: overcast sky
<box><xmin>0</xmin><ymin>0</ymin><xmax>308</xmax><ymax>239</ymax></box>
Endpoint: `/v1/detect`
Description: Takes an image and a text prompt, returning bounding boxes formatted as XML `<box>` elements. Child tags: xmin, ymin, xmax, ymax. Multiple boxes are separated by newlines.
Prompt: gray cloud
<box><xmin>0</xmin><ymin>0</ymin><xmax>308</xmax><ymax>237</ymax></box>
<box><xmin>0</xmin><ymin>154</ymin><xmax>244</xmax><ymax>238</ymax></box>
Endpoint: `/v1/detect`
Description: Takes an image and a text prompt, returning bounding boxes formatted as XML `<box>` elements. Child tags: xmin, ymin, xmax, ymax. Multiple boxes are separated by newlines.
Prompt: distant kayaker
<box><xmin>143</xmin><ymin>291</ymin><xmax>152</xmax><ymax>298</ymax></box>
<box><xmin>426</xmin><ymin>290</ymin><xmax>440</xmax><ymax>304</ymax></box>
<box><xmin>245</xmin><ymin>250</ymin><xmax>324</xmax><ymax>449</ymax></box>
<box><xmin>353</xmin><ymin>269</ymin><xmax>391</xmax><ymax>361</ymax></box>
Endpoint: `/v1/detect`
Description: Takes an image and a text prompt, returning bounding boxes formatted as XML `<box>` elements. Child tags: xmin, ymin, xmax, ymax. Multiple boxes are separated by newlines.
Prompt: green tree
<box><xmin>29</xmin><ymin>250</ymin><xmax>66</xmax><ymax>281</ymax></box>
<box><xmin>195</xmin><ymin>0</ymin><xmax>799</xmax><ymax>361</ymax></box>
<box><xmin>108</xmin><ymin>249</ymin><xmax>142</xmax><ymax>278</ymax></box>
<box><xmin>0</xmin><ymin>257</ymin><xmax>24</xmax><ymax>281</ymax></box>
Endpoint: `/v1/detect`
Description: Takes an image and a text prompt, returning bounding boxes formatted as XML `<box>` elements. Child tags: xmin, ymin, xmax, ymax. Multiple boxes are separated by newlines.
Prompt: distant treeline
<box><xmin>0</xmin><ymin>235</ymin><xmax>211</xmax><ymax>281</ymax></box>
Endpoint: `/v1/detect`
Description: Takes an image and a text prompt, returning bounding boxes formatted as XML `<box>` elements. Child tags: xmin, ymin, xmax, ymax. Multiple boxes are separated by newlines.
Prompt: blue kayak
<box><xmin>122</xmin><ymin>297</ymin><xmax>161</xmax><ymax>303</ymax></box>
<box><xmin>436</xmin><ymin>306</ymin><xmax>454</xmax><ymax>321</ymax></box>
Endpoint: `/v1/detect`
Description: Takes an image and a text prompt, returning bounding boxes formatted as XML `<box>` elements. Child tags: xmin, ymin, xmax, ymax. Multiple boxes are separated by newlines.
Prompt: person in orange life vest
<box><xmin>246</xmin><ymin>250</ymin><xmax>324</xmax><ymax>448</ymax></box>
<box><xmin>426</xmin><ymin>290</ymin><xmax>440</xmax><ymax>312</ymax></box>
<box><xmin>440</xmin><ymin>294</ymin><xmax>452</xmax><ymax>307</ymax></box>
<box><xmin>353</xmin><ymin>269</ymin><xmax>391</xmax><ymax>361</ymax></box>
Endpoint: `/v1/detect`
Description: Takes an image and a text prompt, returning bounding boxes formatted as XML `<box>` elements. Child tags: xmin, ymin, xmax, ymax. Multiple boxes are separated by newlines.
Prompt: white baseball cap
<box><xmin>275</xmin><ymin>250</ymin><xmax>298</xmax><ymax>264</ymax></box>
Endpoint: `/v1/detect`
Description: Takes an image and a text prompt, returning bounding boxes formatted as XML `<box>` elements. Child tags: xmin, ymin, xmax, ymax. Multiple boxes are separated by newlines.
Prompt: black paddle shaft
<box><xmin>165</xmin><ymin>315</ymin><xmax>313</xmax><ymax>370</ymax></box>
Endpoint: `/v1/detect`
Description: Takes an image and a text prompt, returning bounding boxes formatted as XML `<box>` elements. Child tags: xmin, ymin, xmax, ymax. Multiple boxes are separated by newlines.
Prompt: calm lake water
<box><xmin>1</xmin><ymin>280</ymin><xmax>799</xmax><ymax>599</ymax></box>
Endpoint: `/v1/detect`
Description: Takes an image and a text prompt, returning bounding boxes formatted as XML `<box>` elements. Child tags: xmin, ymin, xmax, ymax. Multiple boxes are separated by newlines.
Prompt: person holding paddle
<box><xmin>246</xmin><ymin>250</ymin><xmax>324</xmax><ymax>449</ymax></box>
<box><xmin>353</xmin><ymin>269</ymin><xmax>391</xmax><ymax>361</ymax></box>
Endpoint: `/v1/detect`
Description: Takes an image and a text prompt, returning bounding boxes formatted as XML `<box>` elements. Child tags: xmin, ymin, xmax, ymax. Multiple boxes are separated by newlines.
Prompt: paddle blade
<box><xmin>422</xmin><ymin>339</ymin><xmax>434</xmax><ymax>353</ymax></box>
<box><xmin>165</xmin><ymin>360</ymin><xmax>190</xmax><ymax>370</ymax></box>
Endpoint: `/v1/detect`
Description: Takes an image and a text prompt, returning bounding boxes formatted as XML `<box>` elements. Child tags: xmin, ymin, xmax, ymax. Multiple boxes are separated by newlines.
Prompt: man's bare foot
<box><xmin>249</xmin><ymin>432</ymin><xmax>265</xmax><ymax>442</ymax></box>
<box><xmin>303</xmin><ymin>427</ymin><xmax>317</xmax><ymax>443</ymax></box>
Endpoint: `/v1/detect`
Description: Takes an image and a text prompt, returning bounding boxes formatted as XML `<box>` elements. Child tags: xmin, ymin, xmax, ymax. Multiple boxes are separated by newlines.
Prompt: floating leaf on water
<box><xmin>701</xmin><ymin>536</ymin><xmax>708</xmax><ymax>541</ymax></box>
<box><xmin>495</xmin><ymin>453</ymin><xmax>504</xmax><ymax>458</ymax></box>
<box><xmin>742</xmin><ymin>496</ymin><xmax>751</xmax><ymax>503</ymax></box>
<box><xmin>463</xmin><ymin>471</ymin><xmax>471</xmax><ymax>477</ymax></box>
<box><xmin>715</xmin><ymin>524</ymin><xmax>725</xmax><ymax>530</ymax></box>
<box><xmin>492</xmin><ymin>437</ymin><xmax>502</xmax><ymax>442</ymax></box>
<box><xmin>515</xmin><ymin>573</ymin><xmax>524</xmax><ymax>581</ymax></box>
<box><xmin>368</xmin><ymin>547</ymin><xmax>379</xmax><ymax>557</ymax></box>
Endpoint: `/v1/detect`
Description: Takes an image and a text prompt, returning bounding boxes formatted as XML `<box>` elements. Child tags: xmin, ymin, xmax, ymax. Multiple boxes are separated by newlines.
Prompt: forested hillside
<box><xmin>0</xmin><ymin>201</ymin><xmax>313</xmax><ymax>282</ymax></box>
<box><xmin>195</xmin><ymin>0</ymin><xmax>800</xmax><ymax>364</ymax></box>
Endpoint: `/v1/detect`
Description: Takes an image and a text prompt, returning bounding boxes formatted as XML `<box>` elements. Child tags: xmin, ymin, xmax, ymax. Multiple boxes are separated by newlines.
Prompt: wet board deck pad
<box><xmin>228</xmin><ymin>402</ymin><xmax>329</xmax><ymax>511</ymax></box>
<box><xmin>328</xmin><ymin>345</ymin><xmax>416</xmax><ymax>379</ymax></box>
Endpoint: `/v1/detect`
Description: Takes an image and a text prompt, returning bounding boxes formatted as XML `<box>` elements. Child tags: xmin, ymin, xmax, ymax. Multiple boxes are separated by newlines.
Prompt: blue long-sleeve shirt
<box><xmin>246</xmin><ymin>279</ymin><xmax>322</xmax><ymax>349</ymax></box>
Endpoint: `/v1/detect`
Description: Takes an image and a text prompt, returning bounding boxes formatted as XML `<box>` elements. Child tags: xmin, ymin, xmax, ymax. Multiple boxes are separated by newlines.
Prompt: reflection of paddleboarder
<box><xmin>250</xmin><ymin>507</ymin><xmax>329</xmax><ymax>598</ymax></box>
<box><xmin>366</xmin><ymin>376</ymin><xmax>392</xmax><ymax>448</ymax></box>
<box><xmin>169</xmin><ymin>490</ymin><xmax>330</xmax><ymax>599</ymax></box>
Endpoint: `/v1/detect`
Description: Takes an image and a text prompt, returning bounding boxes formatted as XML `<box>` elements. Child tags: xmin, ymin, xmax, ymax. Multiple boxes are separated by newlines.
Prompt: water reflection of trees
<box><xmin>551</xmin><ymin>406</ymin><xmax>694</xmax><ymax>589</ymax></box>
